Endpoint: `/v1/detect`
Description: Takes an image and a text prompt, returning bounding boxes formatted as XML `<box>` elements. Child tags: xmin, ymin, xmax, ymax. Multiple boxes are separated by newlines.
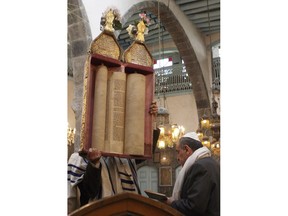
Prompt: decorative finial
<box><xmin>126</xmin><ymin>12</ymin><xmax>150</xmax><ymax>43</ymax></box>
<box><xmin>100</xmin><ymin>7</ymin><xmax>122</xmax><ymax>33</ymax></box>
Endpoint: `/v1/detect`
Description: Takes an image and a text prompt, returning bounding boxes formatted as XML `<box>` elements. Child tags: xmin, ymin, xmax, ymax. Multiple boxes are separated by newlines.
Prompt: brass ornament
<box><xmin>135</xmin><ymin>20</ymin><xmax>146</xmax><ymax>43</ymax></box>
<box><xmin>124</xmin><ymin>41</ymin><xmax>153</xmax><ymax>67</ymax></box>
<box><xmin>90</xmin><ymin>31</ymin><xmax>121</xmax><ymax>60</ymax></box>
<box><xmin>104</xmin><ymin>9</ymin><xmax>115</xmax><ymax>32</ymax></box>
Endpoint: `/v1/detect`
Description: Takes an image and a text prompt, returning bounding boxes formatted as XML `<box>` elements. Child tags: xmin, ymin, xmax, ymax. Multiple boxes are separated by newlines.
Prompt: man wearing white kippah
<box><xmin>165</xmin><ymin>132</ymin><xmax>220</xmax><ymax>216</ymax></box>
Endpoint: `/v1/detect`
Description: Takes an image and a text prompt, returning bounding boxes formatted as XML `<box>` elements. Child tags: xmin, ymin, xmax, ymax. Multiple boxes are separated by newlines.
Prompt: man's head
<box><xmin>175</xmin><ymin>132</ymin><xmax>203</xmax><ymax>166</ymax></box>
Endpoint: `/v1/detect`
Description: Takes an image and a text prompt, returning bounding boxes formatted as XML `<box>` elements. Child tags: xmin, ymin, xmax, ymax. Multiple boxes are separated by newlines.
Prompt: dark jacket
<box><xmin>171</xmin><ymin>157</ymin><xmax>220</xmax><ymax>216</ymax></box>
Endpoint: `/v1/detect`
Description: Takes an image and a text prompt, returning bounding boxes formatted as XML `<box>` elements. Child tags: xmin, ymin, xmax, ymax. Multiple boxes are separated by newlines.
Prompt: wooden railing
<box><xmin>68</xmin><ymin>192</ymin><xmax>184</xmax><ymax>216</ymax></box>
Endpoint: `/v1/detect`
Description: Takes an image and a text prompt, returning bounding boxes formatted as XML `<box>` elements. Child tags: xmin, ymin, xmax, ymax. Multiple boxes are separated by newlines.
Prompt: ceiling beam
<box><xmin>184</xmin><ymin>3</ymin><xmax>220</xmax><ymax>15</ymax></box>
<box><xmin>179</xmin><ymin>0</ymin><xmax>220</xmax><ymax>11</ymax></box>
<box><xmin>188</xmin><ymin>10</ymin><xmax>219</xmax><ymax>20</ymax></box>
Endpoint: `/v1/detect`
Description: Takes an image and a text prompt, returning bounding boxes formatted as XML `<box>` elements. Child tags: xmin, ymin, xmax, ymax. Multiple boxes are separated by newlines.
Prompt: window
<box><xmin>153</xmin><ymin>58</ymin><xmax>173</xmax><ymax>69</ymax></box>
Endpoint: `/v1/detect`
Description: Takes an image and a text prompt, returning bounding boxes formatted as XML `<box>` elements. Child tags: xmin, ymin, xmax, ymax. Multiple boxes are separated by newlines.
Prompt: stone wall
<box><xmin>68</xmin><ymin>0</ymin><xmax>92</xmax><ymax>154</ymax></box>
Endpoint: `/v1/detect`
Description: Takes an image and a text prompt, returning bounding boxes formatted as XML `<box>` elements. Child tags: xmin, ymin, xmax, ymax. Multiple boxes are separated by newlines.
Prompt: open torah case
<box><xmin>80</xmin><ymin>30</ymin><xmax>155</xmax><ymax>159</ymax></box>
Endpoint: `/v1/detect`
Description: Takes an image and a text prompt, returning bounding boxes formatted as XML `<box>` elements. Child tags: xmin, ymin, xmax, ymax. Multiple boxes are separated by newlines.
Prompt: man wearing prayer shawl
<box><xmin>165</xmin><ymin>132</ymin><xmax>220</xmax><ymax>216</ymax></box>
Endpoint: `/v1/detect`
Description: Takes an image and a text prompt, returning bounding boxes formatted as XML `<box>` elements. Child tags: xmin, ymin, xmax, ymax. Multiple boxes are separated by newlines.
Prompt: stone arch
<box><xmin>68</xmin><ymin>0</ymin><xmax>92</xmax><ymax>152</ymax></box>
<box><xmin>120</xmin><ymin>0</ymin><xmax>211</xmax><ymax>118</ymax></box>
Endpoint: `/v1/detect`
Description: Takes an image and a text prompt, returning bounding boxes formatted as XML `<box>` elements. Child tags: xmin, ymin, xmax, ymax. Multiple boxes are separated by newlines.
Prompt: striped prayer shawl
<box><xmin>67</xmin><ymin>152</ymin><xmax>88</xmax><ymax>200</ymax></box>
<box><xmin>100</xmin><ymin>157</ymin><xmax>116</xmax><ymax>197</ymax></box>
<box><xmin>67</xmin><ymin>153</ymin><xmax>140</xmax><ymax>201</ymax></box>
<box><xmin>114</xmin><ymin>157</ymin><xmax>140</xmax><ymax>194</ymax></box>
<box><xmin>100</xmin><ymin>157</ymin><xmax>141</xmax><ymax>196</ymax></box>
<box><xmin>67</xmin><ymin>153</ymin><xmax>88</xmax><ymax>187</ymax></box>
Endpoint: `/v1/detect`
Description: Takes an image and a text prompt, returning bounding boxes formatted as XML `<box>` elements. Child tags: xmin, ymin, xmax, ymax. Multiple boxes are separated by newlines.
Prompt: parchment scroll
<box><xmin>124</xmin><ymin>73</ymin><xmax>146</xmax><ymax>155</ymax></box>
<box><xmin>91</xmin><ymin>65</ymin><xmax>108</xmax><ymax>150</ymax></box>
<box><xmin>105</xmin><ymin>71</ymin><xmax>127</xmax><ymax>153</ymax></box>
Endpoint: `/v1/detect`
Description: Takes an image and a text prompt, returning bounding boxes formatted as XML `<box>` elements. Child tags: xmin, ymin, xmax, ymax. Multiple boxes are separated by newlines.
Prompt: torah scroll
<box><xmin>124</xmin><ymin>73</ymin><xmax>146</xmax><ymax>155</ymax></box>
<box><xmin>91</xmin><ymin>65</ymin><xmax>108</xmax><ymax>150</ymax></box>
<box><xmin>104</xmin><ymin>71</ymin><xmax>126</xmax><ymax>154</ymax></box>
<box><xmin>80</xmin><ymin>25</ymin><xmax>154</xmax><ymax>158</ymax></box>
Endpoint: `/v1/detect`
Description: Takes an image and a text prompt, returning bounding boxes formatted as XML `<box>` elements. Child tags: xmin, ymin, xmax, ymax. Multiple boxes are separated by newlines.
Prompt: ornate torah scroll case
<box><xmin>80</xmin><ymin>8</ymin><xmax>155</xmax><ymax>159</ymax></box>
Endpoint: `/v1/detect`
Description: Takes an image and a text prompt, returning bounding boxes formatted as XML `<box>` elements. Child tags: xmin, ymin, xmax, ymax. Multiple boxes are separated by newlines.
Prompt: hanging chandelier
<box><xmin>156</xmin><ymin>107</ymin><xmax>185</xmax><ymax>149</ymax></box>
<box><xmin>154</xmin><ymin>2</ymin><xmax>185</xmax><ymax>150</ymax></box>
<box><xmin>196</xmin><ymin>102</ymin><xmax>220</xmax><ymax>157</ymax></box>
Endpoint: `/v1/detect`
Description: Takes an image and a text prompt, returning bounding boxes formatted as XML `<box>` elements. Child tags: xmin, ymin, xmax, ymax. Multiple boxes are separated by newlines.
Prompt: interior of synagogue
<box><xmin>3</xmin><ymin>1</ymin><xmax>288</xmax><ymax>215</ymax></box>
<box><xmin>67</xmin><ymin>0</ymin><xmax>220</xmax><ymax>215</ymax></box>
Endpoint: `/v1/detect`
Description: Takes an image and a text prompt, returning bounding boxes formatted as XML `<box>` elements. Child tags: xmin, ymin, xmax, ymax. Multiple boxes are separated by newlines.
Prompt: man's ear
<box><xmin>184</xmin><ymin>145</ymin><xmax>193</xmax><ymax>155</ymax></box>
<box><xmin>184</xmin><ymin>145</ymin><xmax>191</xmax><ymax>153</ymax></box>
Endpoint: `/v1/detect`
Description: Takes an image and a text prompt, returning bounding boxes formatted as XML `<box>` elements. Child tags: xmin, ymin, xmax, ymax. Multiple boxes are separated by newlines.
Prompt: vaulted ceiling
<box><xmin>117</xmin><ymin>0</ymin><xmax>220</xmax><ymax>54</ymax></box>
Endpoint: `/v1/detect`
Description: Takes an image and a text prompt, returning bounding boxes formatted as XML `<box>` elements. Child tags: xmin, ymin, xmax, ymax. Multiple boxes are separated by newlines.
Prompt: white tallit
<box><xmin>68</xmin><ymin>153</ymin><xmax>140</xmax><ymax>203</ymax></box>
<box><xmin>99</xmin><ymin>157</ymin><xmax>140</xmax><ymax>199</ymax></box>
<box><xmin>172</xmin><ymin>146</ymin><xmax>211</xmax><ymax>200</ymax></box>
<box><xmin>99</xmin><ymin>157</ymin><xmax>116</xmax><ymax>198</ymax></box>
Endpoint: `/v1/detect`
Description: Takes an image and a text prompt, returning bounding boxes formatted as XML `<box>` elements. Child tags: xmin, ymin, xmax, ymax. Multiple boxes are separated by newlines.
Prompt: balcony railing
<box><xmin>212</xmin><ymin>57</ymin><xmax>220</xmax><ymax>93</ymax></box>
<box><xmin>154</xmin><ymin>58</ymin><xmax>220</xmax><ymax>95</ymax></box>
<box><xmin>154</xmin><ymin>64</ymin><xmax>192</xmax><ymax>95</ymax></box>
